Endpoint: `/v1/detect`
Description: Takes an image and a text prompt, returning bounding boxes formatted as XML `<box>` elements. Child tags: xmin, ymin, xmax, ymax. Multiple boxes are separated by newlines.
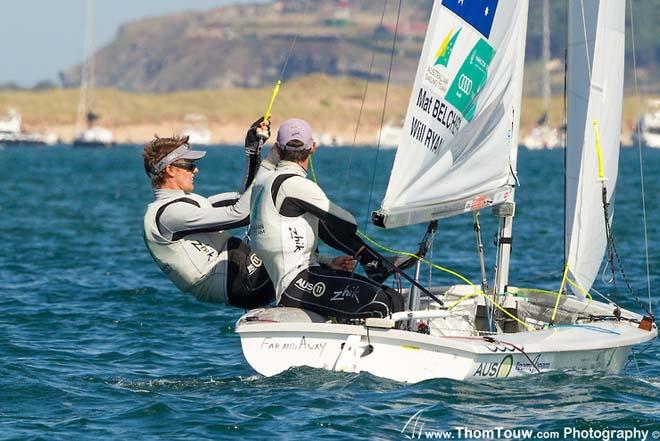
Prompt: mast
<box><xmin>76</xmin><ymin>0</ymin><xmax>95</xmax><ymax>132</ymax></box>
<box><xmin>542</xmin><ymin>0</ymin><xmax>551</xmax><ymax>117</ymax></box>
<box><xmin>493</xmin><ymin>200</ymin><xmax>515</xmax><ymax>294</ymax></box>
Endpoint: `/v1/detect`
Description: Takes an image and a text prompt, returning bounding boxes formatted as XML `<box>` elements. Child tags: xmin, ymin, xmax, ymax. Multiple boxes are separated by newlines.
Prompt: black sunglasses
<box><xmin>171</xmin><ymin>161</ymin><xmax>197</xmax><ymax>172</ymax></box>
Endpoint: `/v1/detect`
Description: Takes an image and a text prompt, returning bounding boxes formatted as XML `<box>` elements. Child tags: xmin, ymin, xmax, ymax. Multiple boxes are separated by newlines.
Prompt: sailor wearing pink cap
<box><xmin>249</xmin><ymin>118</ymin><xmax>405</xmax><ymax>321</ymax></box>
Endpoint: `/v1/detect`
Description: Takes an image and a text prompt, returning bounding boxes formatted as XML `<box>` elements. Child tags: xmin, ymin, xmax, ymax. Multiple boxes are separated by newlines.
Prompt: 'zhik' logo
<box><xmin>289</xmin><ymin>226</ymin><xmax>305</xmax><ymax>252</ymax></box>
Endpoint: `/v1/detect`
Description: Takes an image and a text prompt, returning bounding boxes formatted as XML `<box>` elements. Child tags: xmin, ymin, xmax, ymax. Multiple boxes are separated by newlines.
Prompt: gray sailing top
<box><xmin>143</xmin><ymin>159</ymin><xmax>276</xmax><ymax>302</ymax></box>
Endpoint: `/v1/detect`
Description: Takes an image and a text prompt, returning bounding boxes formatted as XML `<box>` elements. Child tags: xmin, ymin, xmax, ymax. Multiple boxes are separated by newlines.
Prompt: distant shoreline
<box><xmin>0</xmin><ymin>75</ymin><xmax>654</xmax><ymax>145</ymax></box>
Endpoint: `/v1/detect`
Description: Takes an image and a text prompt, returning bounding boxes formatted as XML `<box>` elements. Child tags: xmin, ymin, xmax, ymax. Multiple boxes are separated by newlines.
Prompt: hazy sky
<box><xmin>0</xmin><ymin>0</ymin><xmax>258</xmax><ymax>87</ymax></box>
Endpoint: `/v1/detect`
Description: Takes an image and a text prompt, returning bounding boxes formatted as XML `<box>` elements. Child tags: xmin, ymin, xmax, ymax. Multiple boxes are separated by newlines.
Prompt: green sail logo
<box><xmin>433</xmin><ymin>28</ymin><xmax>461</xmax><ymax>67</ymax></box>
<box><xmin>445</xmin><ymin>38</ymin><xmax>495</xmax><ymax>121</ymax></box>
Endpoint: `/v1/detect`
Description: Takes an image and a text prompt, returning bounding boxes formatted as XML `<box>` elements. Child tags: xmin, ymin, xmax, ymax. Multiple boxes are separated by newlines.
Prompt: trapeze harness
<box><xmin>248</xmin><ymin>161</ymin><xmax>405</xmax><ymax>320</ymax></box>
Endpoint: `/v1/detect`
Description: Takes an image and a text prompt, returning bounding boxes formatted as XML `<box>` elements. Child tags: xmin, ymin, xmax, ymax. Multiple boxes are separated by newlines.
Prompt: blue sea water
<box><xmin>0</xmin><ymin>145</ymin><xmax>658</xmax><ymax>440</ymax></box>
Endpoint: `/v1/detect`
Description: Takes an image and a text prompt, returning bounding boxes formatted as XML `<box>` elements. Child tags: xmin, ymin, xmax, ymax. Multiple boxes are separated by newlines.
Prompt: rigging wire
<box><xmin>364</xmin><ymin>0</ymin><xmax>403</xmax><ymax>233</ymax></box>
<box><xmin>578</xmin><ymin>0</ymin><xmax>592</xmax><ymax>85</ymax></box>
<box><xmin>628</xmin><ymin>0</ymin><xmax>653</xmax><ymax>315</ymax></box>
<box><xmin>258</xmin><ymin>0</ymin><xmax>310</xmax><ymax>122</ymax></box>
<box><xmin>276</xmin><ymin>2</ymin><xmax>310</xmax><ymax>84</ymax></box>
<box><xmin>562</xmin><ymin>48</ymin><xmax>568</xmax><ymax>269</ymax></box>
<box><xmin>340</xmin><ymin>0</ymin><xmax>391</xmax><ymax>195</ymax></box>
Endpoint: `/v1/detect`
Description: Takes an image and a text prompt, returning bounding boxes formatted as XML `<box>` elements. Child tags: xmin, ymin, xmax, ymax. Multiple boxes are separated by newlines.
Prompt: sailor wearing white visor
<box><xmin>142</xmin><ymin>119</ymin><xmax>279</xmax><ymax>308</ymax></box>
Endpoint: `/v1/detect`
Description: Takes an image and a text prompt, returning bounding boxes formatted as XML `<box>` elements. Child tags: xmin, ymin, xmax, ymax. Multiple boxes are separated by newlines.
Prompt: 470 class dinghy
<box><xmin>237</xmin><ymin>286</ymin><xmax>656</xmax><ymax>382</ymax></box>
<box><xmin>237</xmin><ymin>0</ymin><xmax>657</xmax><ymax>383</ymax></box>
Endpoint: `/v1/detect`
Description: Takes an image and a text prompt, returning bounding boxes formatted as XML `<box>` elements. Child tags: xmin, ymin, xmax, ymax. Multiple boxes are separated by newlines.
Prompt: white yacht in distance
<box><xmin>0</xmin><ymin>108</ymin><xmax>57</xmax><ymax>146</ymax></box>
<box><xmin>522</xmin><ymin>0</ymin><xmax>562</xmax><ymax>150</ymax></box>
<box><xmin>72</xmin><ymin>0</ymin><xmax>114</xmax><ymax>148</ymax></box>
<box><xmin>180</xmin><ymin>114</ymin><xmax>213</xmax><ymax>145</ymax></box>
<box><xmin>73</xmin><ymin>112</ymin><xmax>114</xmax><ymax>147</ymax></box>
<box><xmin>632</xmin><ymin>100</ymin><xmax>660</xmax><ymax>148</ymax></box>
<box><xmin>522</xmin><ymin>114</ymin><xmax>562</xmax><ymax>150</ymax></box>
<box><xmin>0</xmin><ymin>108</ymin><xmax>21</xmax><ymax>134</ymax></box>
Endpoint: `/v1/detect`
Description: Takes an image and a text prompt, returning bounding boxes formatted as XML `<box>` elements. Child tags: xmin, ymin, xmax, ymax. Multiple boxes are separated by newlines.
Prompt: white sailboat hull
<box><xmin>236</xmin><ymin>290</ymin><xmax>656</xmax><ymax>383</ymax></box>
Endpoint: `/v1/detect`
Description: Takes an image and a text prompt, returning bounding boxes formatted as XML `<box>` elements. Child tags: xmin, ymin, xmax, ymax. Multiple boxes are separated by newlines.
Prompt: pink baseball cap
<box><xmin>276</xmin><ymin>118</ymin><xmax>314</xmax><ymax>151</ymax></box>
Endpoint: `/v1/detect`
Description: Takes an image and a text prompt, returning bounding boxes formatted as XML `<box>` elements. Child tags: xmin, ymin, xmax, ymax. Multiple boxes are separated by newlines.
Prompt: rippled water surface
<box><xmin>1</xmin><ymin>145</ymin><xmax>658</xmax><ymax>439</ymax></box>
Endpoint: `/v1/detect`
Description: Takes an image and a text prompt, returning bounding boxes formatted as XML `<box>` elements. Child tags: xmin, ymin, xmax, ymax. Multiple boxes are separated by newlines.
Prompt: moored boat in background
<box><xmin>0</xmin><ymin>108</ymin><xmax>57</xmax><ymax>146</ymax></box>
<box><xmin>632</xmin><ymin>100</ymin><xmax>660</xmax><ymax>148</ymax></box>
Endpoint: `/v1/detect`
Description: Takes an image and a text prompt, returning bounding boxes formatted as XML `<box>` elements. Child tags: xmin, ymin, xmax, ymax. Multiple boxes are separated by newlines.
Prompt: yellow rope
<box><xmin>448</xmin><ymin>292</ymin><xmax>479</xmax><ymax>310</ymax></box>
<box><xmin>308</xmin><ymin>154</ymin><xmax>318</xmax><ymax>184</ymax></box>
<box><xmin>357</xmin><ymin>230</ymin><xmax>476</xmax><ymax>288</ymax></box>
<box><xmin>566</xmin><ymin>278</ymin><xmax>594</xmax><ymax>304</ymax></box>
<box><xmin>357</xmin><ymin>231</ymin><xmax>536</xmax><ymax>331</ymax></box>
<box><xmin>483</xmin><ymin>295</ymin><xmax>536</xmax><ymax>331</ymax></box>
<box><xmin>264</xmin><ymin>80</ymin><xmax>281</xmax><ymax>121</ymax></box>
<box><xmin>592</xmin><ymin>120</ymin><xmax>607</xmax><ymax>181</ymax></box>
<box><xmin>551</xmin><ymin>264</ymin><xmax>571</xmax><ymax>322</ymax></box>
<box><xmin>550</xmin><ymin>263</ymin><xmax>596</xmax><ymax>322</ymax></box>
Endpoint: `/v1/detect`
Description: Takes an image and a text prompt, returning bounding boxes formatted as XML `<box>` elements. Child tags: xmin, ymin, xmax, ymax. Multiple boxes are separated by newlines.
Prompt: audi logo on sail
<box><xmin>458</xmin><ymin>74</ymin><xmax>472</xmax><ymax>94</ymax></box>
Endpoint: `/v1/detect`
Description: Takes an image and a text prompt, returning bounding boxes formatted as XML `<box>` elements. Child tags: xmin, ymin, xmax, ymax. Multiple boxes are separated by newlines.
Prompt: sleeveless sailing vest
<box><xmin>143</xmin><ymin>193</ymin><xmax>232</xmax><ymax>295</ymax></box>
<box><xmin>249</xmin><ymin>167</ymin><xmax>322</xmax><ymax>301</ymax></box>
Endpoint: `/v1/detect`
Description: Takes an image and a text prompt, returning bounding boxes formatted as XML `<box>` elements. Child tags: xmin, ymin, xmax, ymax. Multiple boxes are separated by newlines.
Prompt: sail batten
<box><xmin>565</xmin><ymin>0</ymin><xmax>625</xmax><ymax>297</ymax></box>
<box><xmin>376</xmin><ymin>0</ymin><xmax>529</xmax><ymax>229</ymax></box>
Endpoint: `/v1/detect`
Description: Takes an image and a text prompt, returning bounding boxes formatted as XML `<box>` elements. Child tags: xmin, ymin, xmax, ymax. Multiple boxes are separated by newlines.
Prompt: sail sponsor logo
<box><xmin>473</xmin><ymin>354</ymin><xmax>513</xmax><ymax>378</ymax></box>
<box><xmin>260</xmin><ymin>336</ymin><xmax>327</xmax><ymax>353</ymax></box>
<box><xmin>424</xmin><ymin>64</ymin><xmax>450</xmax><ymax>96</ymax></box>
<box><xmin>424</xmin><ymin>29</ymin><xmax>460</xmax><ymax>96</ymax></box>
<box><xmin>445</xmin><ymin>38</ymin><xmax>495</xmax><ymax>121</ymax></box>
<box><xmin>457</xmin><ymin>74</ymin><xmax>473</xmax><ymax>95</ymax></box>
<box><xmin>434</xmin><ymin>28</ymin><xmax>461</xmax><ymax>67</ymax></box>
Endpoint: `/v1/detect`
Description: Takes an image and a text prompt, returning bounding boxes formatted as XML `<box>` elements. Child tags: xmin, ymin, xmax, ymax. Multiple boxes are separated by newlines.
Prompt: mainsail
<box><xmin>374</xmin><ymin>0</ymin><xmax>529</xmax><ymax>228</ymax></box>
<box><xmin>565</xmin><ymin>0</ymin><xmax>625</xmax><ymax>296</ymax></box>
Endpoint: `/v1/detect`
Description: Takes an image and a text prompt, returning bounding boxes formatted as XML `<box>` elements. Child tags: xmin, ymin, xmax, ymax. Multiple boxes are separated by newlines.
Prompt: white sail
<box><xmin>565</xmin><ymin>0</ymin><xmax>625</xmax><ymax>297</ymax></box>
<box><xmin>375</xmin><ymin>0</ymin><xmax>528</xmax><ymax>228</ymax></box>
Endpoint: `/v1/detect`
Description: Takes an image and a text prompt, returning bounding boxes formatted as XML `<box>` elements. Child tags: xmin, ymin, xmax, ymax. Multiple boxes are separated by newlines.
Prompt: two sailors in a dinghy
<box><xmin>142</xmin><ymin>117</ymin><xmax>414</xmax><ymax>321</ymax></box>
